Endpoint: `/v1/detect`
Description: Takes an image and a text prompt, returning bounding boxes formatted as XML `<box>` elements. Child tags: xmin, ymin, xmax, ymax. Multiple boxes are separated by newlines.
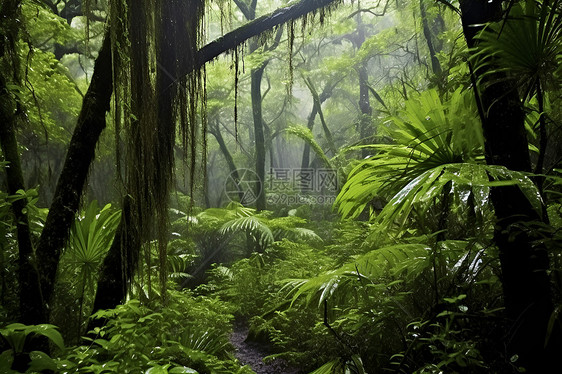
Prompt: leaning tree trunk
<box><xmin>0</xmin><ymin>0</ymin><xmax>44</xmax><ymax>326</ymax></box>
<box><xmin>33</xmin><ymin>31</ymin><xmax>113</xmax><ymax>323</ymax></box>
<box><xmin>460</xmin><ymin>0</ymin><xmax>557</xmax><ymax>371</ymax></box>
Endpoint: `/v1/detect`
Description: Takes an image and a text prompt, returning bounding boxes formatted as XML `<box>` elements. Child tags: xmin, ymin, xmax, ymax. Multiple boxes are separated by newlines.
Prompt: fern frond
<box><xmin>286</xmin><ymin>125</ymin><xmax>332</xmax><ymax>168</ymax></box>
<box><xmin>288</xmin><ymin>227</ymin><xmax>323</xmax><ymax>243</ymax></box>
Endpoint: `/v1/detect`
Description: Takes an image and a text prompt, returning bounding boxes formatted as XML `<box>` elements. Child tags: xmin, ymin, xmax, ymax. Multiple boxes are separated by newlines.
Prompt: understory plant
<box><xmin>51</xmin><ymin>201</ymin><xmax>121</xmax><ymax>344</ymax></box>
<box><xmin>57</xmin><ymin>290</ymin><xmax>251</xmax><ymax>373</ymax></box>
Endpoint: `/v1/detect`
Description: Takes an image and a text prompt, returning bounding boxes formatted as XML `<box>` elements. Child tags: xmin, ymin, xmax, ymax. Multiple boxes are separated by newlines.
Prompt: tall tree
<box><xmin>459</xmin><ymin>0</ymin><xmax>558</xmax><ymax>370</ymax></box>
<box><xmin>0</xmin><ymin>0</ymin><xmax>43</xmax><ymax>325</ymax></box>
<box><xmin>351</xmin><ymin>13</ymin><xmax>374</xmax><ymax>158</ymax></box>
<box><xmin>234</xmin><ymin>0</ymin><xmax>279</xmax><ymax>211</ymax></box>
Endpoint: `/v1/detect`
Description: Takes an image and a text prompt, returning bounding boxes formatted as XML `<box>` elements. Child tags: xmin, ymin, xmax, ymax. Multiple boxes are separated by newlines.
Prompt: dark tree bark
<box><xmin>192</xmin><ymin>0</ymin><xmax>340</xmax><ymax>75</ymax></box>
<box><xmin>459</xmin><ymin>0</ymin><xmax>557</xmax><ymax>370</ymax></box>
<box><xmin>0</xmin><ymin>71</ymin><xmax>44</xmax><ymax>327</ymax></box>
<box><xmin>34</xmin><ymin>30</ymin><xmax>113</xmax><ymax>321</ymax></box>
<box><xmin>0</xmin><ymin>84</ymin><xmax>43</xmax><ymax>326</ymax></box>
<box><xmin>251</xmin><ymin>65</ymin><xmax>267</xmax><ymax>211</ymax></box>
<box><xmin>0</xmin><ymin>0</ymin><xmax>46</xmax><ymax>326</ymax></box>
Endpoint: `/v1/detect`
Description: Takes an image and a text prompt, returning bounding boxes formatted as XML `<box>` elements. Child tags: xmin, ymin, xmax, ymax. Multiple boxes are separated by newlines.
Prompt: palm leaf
<box><xmin>282</xmin><ymin>244</ymin><xmax>430</xmax><ymax>309</ymax></box>
<box><xmin>220</xmin><ymin>216</ymin><xmax>274</xmax><ymax>250</ymax></box>
<box><xmin>308</xmin><ymin>359</ymin><xmax>344</xmax><ymax>374</ymax></box>
<box><xmin>473</xmin><ymin>0</ymin><xmax>562</xmax><ymax>99</ymax></box>
<box><xmin>335</xmin><ymin>88</ymin><xmax>543</xmax><ymax>228</ymax></box>
<box><xmin>67</xmin><ymin>201</ymin><xmax>121</xmax><ymax>273</ymax></box>
<box><xmin>308</xmin><ymin>355</ymin><xmax>366</xmax><ymax>374</ymax></box>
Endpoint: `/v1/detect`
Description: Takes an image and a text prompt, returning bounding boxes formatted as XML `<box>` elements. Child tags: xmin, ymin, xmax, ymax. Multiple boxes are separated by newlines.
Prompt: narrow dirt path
<box><xmin>230</xmin><ymin>320</ymin><xmax>300</xmax><ymax>374</ymax></box>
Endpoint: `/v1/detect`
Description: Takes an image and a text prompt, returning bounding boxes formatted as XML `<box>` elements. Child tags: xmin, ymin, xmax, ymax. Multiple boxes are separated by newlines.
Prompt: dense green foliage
<box><xmin>0</xmin><ymin>0</ymin><xmax>561</xmax><ymax>373</ymax></box>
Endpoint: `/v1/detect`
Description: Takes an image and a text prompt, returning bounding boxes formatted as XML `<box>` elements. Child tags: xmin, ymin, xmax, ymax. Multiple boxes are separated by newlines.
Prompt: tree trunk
<box><xmin>235</xmin><ymin>0</ymin><xmax>278</xmax><ymax>212</ymax></box>
<box><xmin>459</xmin><ymin>0</ymin><xmax>557</xmax><ymax>370</ymax></box>
<box><xmin>0</xmin><ymin>85</ymin><xmax>43</xmax><ymax>325</ymax></box>
<box><xmin>419</xmin><ymin>0</ymin><xmax>442</xmax><ymax>76</ymax></box>
<box><xmin>301</xmin><ymin>80</ymin><xmax>337</xmax><ymax>169</ymax></box>
<box><xmin>251</xmin><ymin>66</ymin><xmax>267</xmax><ymax>211</ymax></box>
<box><xmin>354</xmin><ymin>16</ymin><xmax>374</xmax><ymax>159</ymax></box>
<box><xmin>0</xmin><ymin>0</ymin><xmax>47</xmax><ymax>326</ymax></box>
<box><xmin>210</xmin><ymin>122</ymin><xmax>244</xmax><ymax>202</ymax></box>
<box><xmin>303</xmin><ymin>77</ymin><xmax>337</xmax><ymax>156</ymax></box>
<box><xmin>34</xmin><ymin>30</ymin><xmax>113</xmax><ymax>322</ymax></box>
<box><xmin>0</xmin><ymin>26</ymin><xmax>44</xmax><ymax>325</ymax></box>
<box><xmin>357</xmin><ymin>64</ymin><xmax>372</xmax><ymax>159</ymax></box>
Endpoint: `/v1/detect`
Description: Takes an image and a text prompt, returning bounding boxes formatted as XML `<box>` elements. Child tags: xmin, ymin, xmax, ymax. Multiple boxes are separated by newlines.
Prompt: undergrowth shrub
<box><xmin>57</xmin><ymin>290</ymin><xmax>251</xmax><ymax>373</ymax></box>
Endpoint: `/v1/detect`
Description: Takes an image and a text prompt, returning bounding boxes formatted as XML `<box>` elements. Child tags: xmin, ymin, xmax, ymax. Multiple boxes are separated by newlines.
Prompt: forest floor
<box><xmin>230</xmin><ymin>320</ymin><xmax>300</xmax><ymax>374</ymax></box>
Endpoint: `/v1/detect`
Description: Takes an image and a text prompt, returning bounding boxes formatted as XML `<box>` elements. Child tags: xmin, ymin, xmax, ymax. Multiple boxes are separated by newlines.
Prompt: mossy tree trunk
<box><xmin>0</xmin><ymin>0</ymin><xmax>43</xmax><ymax>326</ymax></box>
<box><xmin>0</xmin><ymin>0</ymin><xmax>49</xmax><ymax>327</ymax></box>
